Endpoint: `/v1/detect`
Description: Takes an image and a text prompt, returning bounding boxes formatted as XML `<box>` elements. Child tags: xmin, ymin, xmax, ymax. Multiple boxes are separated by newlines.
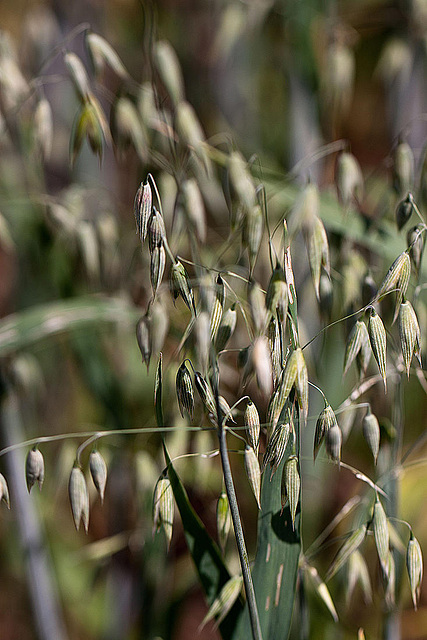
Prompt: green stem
<box><xmin>218</xmin><ymin>424</ymin><xmax>263</xmax><ymax>640</ymax></box>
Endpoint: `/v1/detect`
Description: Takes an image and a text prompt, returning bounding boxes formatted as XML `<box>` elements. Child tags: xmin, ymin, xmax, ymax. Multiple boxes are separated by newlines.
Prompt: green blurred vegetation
<box><xmin>0</xmin><ymin>1</ymin><xmax>426</xmax><ymax>639</ymax></box>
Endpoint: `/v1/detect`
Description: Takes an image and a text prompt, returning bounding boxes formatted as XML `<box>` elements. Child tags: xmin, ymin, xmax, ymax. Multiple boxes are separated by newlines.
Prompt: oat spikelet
<box><xmin>153</xmin><ymin>474</ymin><xmax>174</xmax><ymax>549</ymax></box>
<box><xmin>89</xmin><ymin>450</ymin><xmax>107</xmax><ymax>503</ymax></box>
<box><xmin>326</xmin><ymin>524</ymin><xmax>367</xmax><ymax>581</ymax></box>
<box><xmin>368</xmin><ymin>308</ymin><xmax>387</xmax><ymax>391</ymax></box>
<box><xmin>0</xmin><ymin>473</ymin><xmax>10</xmax><ymax>509</ymax></box>
<box><xmin>281</xmin><ymin>455</ymin><xmax>300</xmax><ymax>530</ymax></box>
<box><xmin>362</xmin><ymin>408</ymin><xmax>380</xmax><ymax>463</ymax></box>
<box><xmin>216</xmin><ymin>491</ymin><xmax>231</xmax><ymax>552</ymax></box>
<box><xmin>407</xmin><ymin>533</ymin><xmax>423</xmax><ymax>610</ymax></box>
<box><xmin>68</xmin><ymin>464</ymin><xmax>89</xmax><ymax>533</ymax></box>
<box><xmin>26</xmin><ymin>447</ymin><xmax>45</xmax><ymax>493</ymax></box>
<box><xmin>399</xmin><ymin>300</ymin><xmax>421</xmax><ymax>377</ymax></box>
<box><xmin>244</xmin><ymin>399</ymin><xmax>260</xmax><ymax>454</ymax></box>
<box><xmin>244</xmin><ymin>445</ymin><xmax>261</xmax><ymax>509</ymax></box>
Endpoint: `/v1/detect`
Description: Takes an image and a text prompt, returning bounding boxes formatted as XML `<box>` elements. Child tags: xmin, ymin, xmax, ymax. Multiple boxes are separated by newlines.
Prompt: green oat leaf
<box><xmin>163</xmin><ymin>444</ymin><xmax>242</xmax><ymax>638</ymax></box>
<box><xmin>235</xmin><ymin>410</ymin><xmax>301</xmax><ymax>640</ymax></box>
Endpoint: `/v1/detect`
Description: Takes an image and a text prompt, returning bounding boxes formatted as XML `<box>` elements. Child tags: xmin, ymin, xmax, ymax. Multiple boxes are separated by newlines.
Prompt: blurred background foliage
<box><xmin>0</xmin><ymin>0</ymin><xmax>427</xmax><ymax>639</ymax></box>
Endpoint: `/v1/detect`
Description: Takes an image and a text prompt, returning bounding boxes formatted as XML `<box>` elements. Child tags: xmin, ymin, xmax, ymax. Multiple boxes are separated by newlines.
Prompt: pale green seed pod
<box><xmin>304</xmin><ymin>564</ymin><xmax>338</xmax><ymax>622</ymax></box>
<box><xmin>175</xmin><ymin>101</ymin><xmax>211</xmax><ymax>174</ymax></box>
<box><xmin>377</xmin><ymin>251</ymin><xmax>411</xmax><ymax>321</ymax></box>
<box><xmin>70</xmin><ymin>100</ymin><xmax>104</xmax><ymax>166</ymax></box>
<box><xmin>68</xmin><ymin>464</ymin><xmax>89</xmax><ymax>533</ymax></box>
<box><xmin>294</xmin><ymin>348</ymin><xmax>309</xmax><ymax>425</ymax></box>
<box><xmin>148</xmin><ymin>207</ymin><xmax>166</xmax><ymax>254</ymax></box>
<box><xmin>194</xmin><ymin>371</ymin><xmax>216</xmax><ymax>418</ymax></box>
<box><xmin>150</xmin><ymin>243</ymin><xmax>166</xmax><ymax>297</ymax></box>
<box><xmin>136</xmin><ymin>315</ymin><xmax>151</xmax><ymax>371</ymax></box>
<box><xmin>344</xmin><ymin>319</ymin><xmax>369</xmax><ymax>376</ymax></box>
<box><xmin>303</xmin><ymin>216</ymin><xmax>330</xmax><ymax>300</ymax></box>
<box><xmin>265</xmin><ymin>265</ymin><xmax>287</xmax><ymax>322</ymax></box>
<box><xmin>336</xmin><ymin>151</ymin><xmax>363</xmax><ymax>208</ymax></box>
<box><xmin>289</xmin><ymin>182</ymin><xmax>319</xmax><ymax>233</ymax></box>
<box><xmin>267</xmin><ymin>316</ymin><xmax>282</xmax><ymax>386</ymax></box>
<box><xmin>399</xmin><ymin>300</ymin><xmax>420</xmax><ymax>377</ymax></box>
<box><xmin>395</xmin><ymin>193</ymin><xmax>414</xmax><ymax>231</ymax></box>
<box><xmin>112</xmin><ymin>96</ymin><xmax>147</xmax><ymax>161</ymax></box>
<box><xmin>218</xmin><ymin>396</ymin><xmax>235</xmax><ymax>425</ymax></box>
<box><xmin>154</xmin><ymin>41</ymin><xmax>185</xmax><ymax>106</ymax></box>
<box><xmin>373</xmin><ymin>495</ymin><xmax>389</xmax><ymax>576</ymax></box>
<box><xmin>407</xmin><ymin>224</ymin><xmax>425</xmax><ymax>277</ymax></box>
<box><xmin>368</xmin><ymin>308</ymin><xmax>387</xmax><ymax>391</ymax></box>
<box><xmin>362</xmin><ymin>408</ymin><xmax>380</xmax><ymax>463</ymax></box>
<box><xmin>326</xmin><ymin>523</ymin><xmax>367</xmax><ymax>581</ymax></box>
<box><xmin>243</xmin><ymin>204</ymin><xmax>264</xmax><ymax>274</ymax></box>
<box><xmin>244</xmin><ymin>445</ymin><xmax>261</xmax><ymax>509</ymax></box>
<box><xmin>170</xmin><ymin>259</ymin><xmax>195</xmax><ymax>313</ymax></box>
<box><xmin>176</xmin><ymin>361</ymin><xmax>194</xmax><ymax>419</ymax></box>
<box><xmin>133</xmin><ymin>178</ymin><xmax>152</xmax><ymax>243</ymax></box>
<box><xmin>182</xmin><ymin>178</ymin><xmax>206</xmax><ymax>243</ymax></box>
<box><xmin>281</xmin><ymin>455</ymin><xmax>300</xmax><ymax>530</ymax></box>
<box><xmin>314</xmin><ymin>404</ymin><xmax>338</xmax><ymax>461</ymax></box>
<box><xmin>86</xmin><ymin>31</ymin><xmax>129</xmax><ymax>81</ymax></box>
<box><xmin>215</xmin><ymin>303</ymin><xmax>237</xmax><ymax>353</ymax></box>
<box><xmin>228</xmin><ymin>151</ymin><xmax>257</xmax><ymax>211</ymax></box>
<box><xmin>89</xmin><ymin>450</ymin><xmax>107</xmax><ymax>503</ymax></box>
<box><xmin>216</xmin><ymin>490</ymin><xmax>231</xmax><ymax>552</ymax></box>
<box><xmin>153</xmin><ymin>474</ymin><xmax>174</xmax><ymax>549</ymax></box>
<box><xmin>248</xmin><ymin>279</ymin><xmax>267</xmax><ymax>336</ymax></box>
<box><xmin>0</xmin><ymin>473</ymin><xmax>10</xmax><ymax>509</ymax></box>
<box><xmin>252</xmin><ymin>335</ymin><xmax>273</xmax><ymax>398</ymax></box>
<box><xmin>200</xmin><ymin>575</ymin><xmax>243</xmax><ymax>629</ymax></box>
<box><xmin>393</xmin><ymin>142</ymin><xmax>414</xmax><ymax>197</ymax></box>
<box><xmin>33</xmin><ymin>97</ymin><xmax>53</xmax><ymax>161</ymax></box>
<box><xmin>346</xmin><ymin>550</ymin><xmax>372</xmax><ymax>608</ymax></box>
<box><xmin>244</xmin><ymin>399</ymin><xmax>260</xmax><ymax>454</ymax></box>
<box><xmin>64</xmin><ymin>51</ymin><xmax>91</xmax><ymax>101</ymax></box>
<box><xmin>385</xmin><ymin>550</ymin><xmax>396</xmax><ymax>609</ymax></box>
<box><xmin>210</xmin><ymin>274</ymin><xmax>225</xmax><ymax>341</ymax></box>
<box><xmin>263</xmin><ymin>417</ymin><xmax>292</xmax><ymax>478</ymax></box>
<box><xmin>25</xmin><ymin>446</ymin><xmax>45</xmax><ymax>493</ymax></box>
<box><xmin>267</xmin><ymin>350</ymin><xmax>299</xmax><ymax>430</ymax></box>
<box><xmin>407</xmin><ymin>533</ymin><xmax>423</xmax><ymax>610</ymax></box>
<box><xmin>325</xmin><ymin>423</ymin><xmax>342</xmax><ymax>463</ymax></box>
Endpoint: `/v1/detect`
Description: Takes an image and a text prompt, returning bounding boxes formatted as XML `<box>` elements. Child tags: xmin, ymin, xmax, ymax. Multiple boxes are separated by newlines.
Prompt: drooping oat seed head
<box><xmin>176</xmin><ymin>361</ymin><xmax>194</xmax><ymax>419</ymax></box>
<box><xmin>194</xmin><ymin>371</ymin><xmax>216</xmax><ymax>418</ymax></box>
<box><xmin>346</xmin><ymin>550</ymin><xmax>372</xmax><ymax>608</ymax></box>
<box><xmin>244</xmin><ymin>445</ymin><xmax>261</xmax><ymax>509</ymax></box>
<box><xmin>362</xmin><ymin>408</ymin><xmax>380</xmax><ymax>463</ymax></box>
<box><xmin>399</xmin><ymin>300</ymin><xmax>420</xmax><ymax>377</ymax></box>
<box><xmin>68</xmin><ymin>463</ymin><xmax>89</xmax><ymax>533</ymax></box>
<box><xmin>244</xmin><ymin>399</ymin><xmax>260</xmax><ymax>454</ymax></box>
<box><xmin>154</xmin><ymin>41</ymin><xmax>185</xmax><ymax>106</ymax></box>
<box><xmin>136</xmin><ymin>315</ymin><xmax>151</xmax><ymax>370</ymax></box>
<box><xmin>170</xmin><ymin>259</ymin><xmax>196</xmax><ymax>314</ymax></box>
<box><xmin>0</xmin><ymin>473</ymin><xmax>10</xmax><ymax>509</ymax></box>
<box><xmin>148</xmin><ymin>207</ymin><xmax>166</xmax><ymax>254</ymax></box>
<box><xmin>86</xmin><ymin>31</ymin><xmax>129</xmax><ymax>81</ymax></box>
<box><xmin>373</xmin><ymin>495</ymin><xmax>389</xmax><ymax>576</ymax></box>
<box><xmin>150</xmin><ymin>243</ymin><xmax>166</xmax><ymax>297</ymax></box>
<box><xmin>407</xmin><ymin>224</ymin><xmax>425</xmax><ymax>278</ymax></box>
<box><xmin>210</xmin><ymin>274</ymin><xmax>225</xmax><ymax>341</ymax></box>
<box><xmin>64</xmin><ymin>51</ymin><xmax>91</xmax><ymax>102</ymax></box>
<box><xmin>216</xmin><ymin>490</ymin><xmax>231</xmax><ymax>552</ymax></box>
<box><xmin>344</xmin><ymin>319</ymin><xmax>369</xmax><ymax>376</ymax></box>
<box><xmin>262</xmin><ymin>412</ymin><xmax>293</xmax><ymax>477</ymax></box>
<box><xmin>33</xmin><ymin>97</ymin><xmax>53</xmax><ymax>161</ymax></box>
<box><xmin>200</xmin><ymin>575</ymin><xmax>243</xmax><ymax>630</ymax></box>
<box><xmin>303</xmin><ymin>216</ymin><xmax>330</xmax><ymax>300</ymax></box>
<box><xmin>153</xmin><ymin>474</ymin><xmax>174</xmax><ymax>549</ymax></box>
<box><xmin>325</xmin><ymin>423</ymin><xmax>342</xmax><ymax>464</ymax></box>
<box><xmin>89</xmin><ymin>450</ymin><xmax>107</xmax><ymax>503</ymax></box>
<box><xmin>228</xmin><ymin>151</ymin><xmax>257</xmax><ymax>212</ymax></box>
<box><xmin>395</xmin><ymin>193</ymin><xmax>414</xmax><ymax>231</ymax></box>
<box><xmin>267</xmin><ymin>316</ymin><xmax>282</xmax><ymax>386</ymax></box>
<box><xmin>392</xmin><ymin>142</ymin><xmax>414</xmax><ymax>197</ymax></box>
<box><xmin>377</xmin><ymin>251</ymin><xmax>411</xmax><ymax>322</ymax></box>
<box><xmin>406</xmin><ymin>533</ymin><xmax>423</xmax><ymax>610</ymax></box>
<box><xmin>314</xmin><ymin>404</ymin><xmax>338</xmax><ymax>461</ymax></box>
<box><xmin>182</xmin><ymin>177</ymin><xmax>206</xmax><ymax>243</ymax></box>
<box><xmin>242</xmin><ymin>203</ymin><xmax>264</xmax><ymax>274</ymax></box>
<box><xmin>248</xmin><ymin>279</ymin><xmax>267</xmax><ymax>336</ymax></box>
<box><xmin>368</xmin><ymin>308</ymin><xmax>387</xmax><ymax>391</ymax></box>
<box><xmin>326</xmin><ymin>523</ymin><xmax>368</xmax><ymax>582</ymax></box>
<box><xmin>215</xmin><ymin>303</ymin><xmax>237</xmax><ymax>353</ymax></box>
<box><xmin>133</xmin><ymin>178</ymin><xmax>152</xmax><ymax>243</ymax></box>
<box><xmin>281</xmin><ymin>455</ymin><xmax>300</xmax><ymax>530</ymax></box>
<box><xmin>265</xmin><ymin>264</ymin><xmax>287</xmax><ymax>323</ymax></box>
<box><xmin>25</xmin><ymin>446</ymin><xmax>45</xmax><ymax>493</ymax></box>
<box><xmin>336</xmin><ymin>151</ymin><xmax>363</xmax><ymax>208</ymax></box>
